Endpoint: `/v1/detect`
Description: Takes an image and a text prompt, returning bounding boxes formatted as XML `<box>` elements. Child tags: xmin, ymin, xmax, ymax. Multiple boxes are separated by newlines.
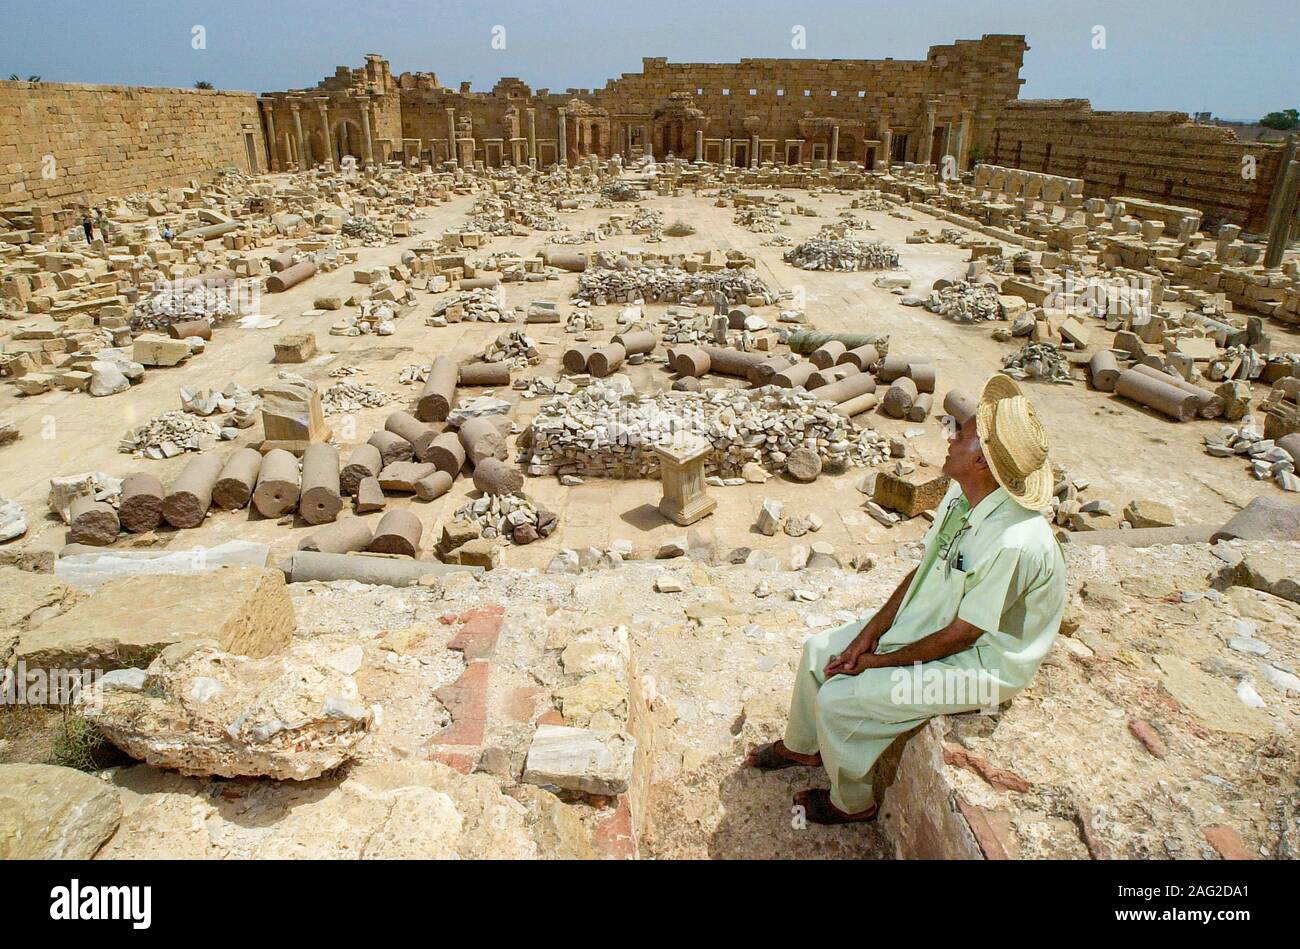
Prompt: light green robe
<box><xmin>783</xmin><ymin>482</ymin><xmax>1066</xmax><ymax>813</ymax></box>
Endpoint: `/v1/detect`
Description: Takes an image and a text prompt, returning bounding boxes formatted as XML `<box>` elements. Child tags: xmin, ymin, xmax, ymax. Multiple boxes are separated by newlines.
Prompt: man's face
<box><xmin>942</xmin><ymin>416</ymin><xmax>987</xmax><ymax>480</ymax></box>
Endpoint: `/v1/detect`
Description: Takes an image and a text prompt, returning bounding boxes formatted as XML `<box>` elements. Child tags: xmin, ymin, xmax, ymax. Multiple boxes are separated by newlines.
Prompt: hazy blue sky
<box><xmin>2</xmin><ymin>0</ymin><xmax>1295</xmax><ymax>120</ymax></box>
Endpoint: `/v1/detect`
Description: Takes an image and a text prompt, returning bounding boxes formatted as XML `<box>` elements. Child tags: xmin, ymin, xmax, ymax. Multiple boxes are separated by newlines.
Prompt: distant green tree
<box><xmin>8</xmin><ymin>74</ymin><xmax>41</xmax><ymax>81</ymax></box>
<box><xmin>194</xmin><ymin>80</ymin><xmax>214</xmax><ymax>90</ymax></box>
<box><xmin>1260</xmin><ymin>109</ymin><xmax>1299</xmax><ymax>130</ymax></box>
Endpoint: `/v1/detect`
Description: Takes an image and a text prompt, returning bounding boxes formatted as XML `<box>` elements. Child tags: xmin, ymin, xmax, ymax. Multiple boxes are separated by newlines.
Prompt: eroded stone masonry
<box><xmin>0</xmin><ymin>35</ymin><xmax>1298</xmax><ymax>862</ymax></box>
<box><xmin>2</xmin><ymin>36</ymin><xmax>1287</xmax><ymax>232</ymax></box>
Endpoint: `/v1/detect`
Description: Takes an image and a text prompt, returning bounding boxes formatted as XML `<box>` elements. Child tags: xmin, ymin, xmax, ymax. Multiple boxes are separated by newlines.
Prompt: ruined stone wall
<box><xmin>394</xmin><ymin>35</ymin><xmax>1028</xmax><ymax>166</ymax></box>
<box><xmin>989</xmin><ymin>99</ymin><xmax>1283</xmax><ymax>232</ymax></box>
<box><xmin>0</xmin><ymin>80</ymin><xmax>266</xmax><ymax>207</ymax></box>
<box><xmin>595</xmin><ymin>34</ymin><xmax>1025</xmax><ymax>147</ymax></box>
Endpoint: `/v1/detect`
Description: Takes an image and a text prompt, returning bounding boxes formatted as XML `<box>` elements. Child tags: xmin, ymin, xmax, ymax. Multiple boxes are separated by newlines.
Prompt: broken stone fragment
<box><xmin>522</xmin><ymin>724</ymin><xmax>635</xmax><ymax>796</ymax></box>
<box><xmin>784</xmin><ymin>447</ymin><xmax>822</xmax><ymax>482</ymax></box>
<box><xmin>88</xmin><ymin>360</ymin><xmax>130</xmax><ymax>397</ymax></box>
<box><xmin>0</xmin><ymin>763</ymin><xmax>122</xmax><ymax>859</ymax></box>
<box><xmin>16</xmin><ymin>566</ymin><xmax>294</xmax><ymax>670</ymax></box>
<box><xmin>656</xmin><ymin>537</ymin><xmax>688</xmax><ymax>559</ymax></box>
<box><xmin>1124</xmin><ymin>499</ymin><xmax>1176</xmax><ymax>529</ymax></box>
<box><xmin>784</xmin><ymin>515</ymin><xmax>812</xmax><ymax>537</ymax></box>
<box><xmin>132</xmin><ymin>334</ymin><xmax>191</xmax><ymax>367</ymax></box>
<box><xmin>0</xmin><ymin>497</ymin><xmax>28</xmax><ymax>543</ymax></box>
<box><xmin>546</xmin><ymin>549</ymin><xmax>581</xmax><ymax>574</ymax></box>
<box><xmin>86</xmin><ymin>640</ymin><xmax>371</xmax><ymax>780</ymax></box>
<box><xmin>756</xmin><ymin>498</ymin><xmax>783</xmax><ymax>536</ymax></box>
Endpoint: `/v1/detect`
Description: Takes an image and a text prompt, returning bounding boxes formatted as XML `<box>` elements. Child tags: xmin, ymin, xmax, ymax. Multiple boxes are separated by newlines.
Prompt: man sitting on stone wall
<box><xmin>745</xmin><ymin>373</ymin><xmax>1067</xmax><ymax>824</ymax></box>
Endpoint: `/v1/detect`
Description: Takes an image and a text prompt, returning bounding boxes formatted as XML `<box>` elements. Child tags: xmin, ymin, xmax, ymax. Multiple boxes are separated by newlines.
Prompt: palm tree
<box><xmin>194</xmin><ymin>80</ymin><xmax>214</xmax><ymax>90</ymax></box>
<box><xmin>8</xmin><ymin>74</ymin><xmax>41</xmax><ymax>82</ymax></box>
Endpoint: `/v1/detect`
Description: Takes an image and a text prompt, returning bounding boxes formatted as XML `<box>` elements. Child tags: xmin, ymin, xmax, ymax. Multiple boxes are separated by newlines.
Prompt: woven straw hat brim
<box><xmin>975</xmin><ymin>374</ymin><xmax>1055</xmax><ymax>511</ymax></box>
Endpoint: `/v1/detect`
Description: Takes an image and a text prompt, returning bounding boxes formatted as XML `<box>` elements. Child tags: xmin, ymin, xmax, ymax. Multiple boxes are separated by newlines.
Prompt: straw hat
<box><xmin>974</xmin><ymin>374</ymin><xmax>1054</xmax><ymax>511</ymax></box>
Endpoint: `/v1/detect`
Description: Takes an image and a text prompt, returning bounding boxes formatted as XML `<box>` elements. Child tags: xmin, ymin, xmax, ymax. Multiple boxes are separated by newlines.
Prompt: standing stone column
<box><xmin>290</xmin><ymin>101</ymin><xmax>307</xmax><ymax>170</ymax></box>
<box><xmin>1265</xmin><ymin>158</ymin><xmax>1300</xmax><ymax>269</ymax></box>
<box><xmin>446</xmin><ymin>107</ymin><xmax>458</xmax><ymax>166</ymax></box>
<box><xmin>527</xmin><ymin>107</ymin><xmax>537</xmax><ymax>166</ymax></box>
<box><xmin>829</xmin><ymin>125</ymin><xmax>840</xmax><ymax>168</ymax></box>
<box><xmin>358</xmin><ymin>98</ymin><xmax>375</xmax><ymax>167</ymax></box>
<box><xmin>919</xmin><ymin>103</ymin><xmax>936</xmax><ymax>165</ymax></box>
<box><xmin>260</xmin><ymin>100</ymin><xmax>278</xmax><ymax>172</ymax></box>
<box><xmin>1263</xmin><ymin>136</ymin><xmax>1299</xmax><ymax>266</ymax></box>
<box><xmin>956</xmin><ymin>110</ymin><xmax>974</xmax><ymax>172</ymax></box>
<box><xmin>557</xmin><ymin>109</ymin><xmax>568</xmax><ymax>165</ymax></box>
<box><xmin>654</xmin><ymin>436</ymin><xmax>717</xmax><ymax>526</ymax></box>
<box><xmin>694</xmin><ymin>128</ymin><xmax>704</xmax><ymax>163</ymax></box>
<box><xmin>879</xmin><ymin>122</ymin><xmax>893</xmax><ymax>172</ymax></box>
<box><xmin>317</xmin><ymin>100</ymin><xmax>334</xmax><ymax>169</ymax></box>
<box><xmin>724</xmin><ymin>138</ymin><xmax>733</xmax><ymax>166</ymax></box>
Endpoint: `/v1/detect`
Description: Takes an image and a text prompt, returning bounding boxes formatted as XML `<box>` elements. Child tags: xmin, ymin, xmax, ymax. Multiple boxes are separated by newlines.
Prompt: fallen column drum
<box><xmin>252</xmin><ymin>448</ymin><xmax>300</xmax><ymax>518</ymax></box>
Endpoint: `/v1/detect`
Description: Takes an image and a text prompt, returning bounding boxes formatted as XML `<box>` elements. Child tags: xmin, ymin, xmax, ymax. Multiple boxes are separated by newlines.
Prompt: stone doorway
<box><xmin>333</xmin><ymin>120</ymin><xmax>364</xmax><ymax>165</ymax></box>
<box><xmin>891</xmin><ymin>132</ymin><xmax>909</xmax><ymax>163</ymax></box>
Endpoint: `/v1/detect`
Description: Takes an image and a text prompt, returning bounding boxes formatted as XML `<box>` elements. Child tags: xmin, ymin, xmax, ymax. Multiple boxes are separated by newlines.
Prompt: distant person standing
<box><xmin>96</xmin><ymin>209</ymin><xmax>112</xmax><ymax>243</ymax></box>
<box><xmin>81</xmin><ymin>212</ymin><xmax>95</xmax><ymax>244</ymax></box>
<box><xmin>161</xmin><ymin>223</ymin><xmax>175</xmax><ymax>244</ymax></box>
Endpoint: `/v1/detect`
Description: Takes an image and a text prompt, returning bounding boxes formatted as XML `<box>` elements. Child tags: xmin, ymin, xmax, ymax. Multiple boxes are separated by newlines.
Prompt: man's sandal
<box><xmin>747</xmin><ymin>742</ymin><xmax>813</xmax><ymax>772</ymax></box>
<box><xmin>796</xmin><ymin>788</ymin><xmax>879</xmax><ymax>825</ymax></box>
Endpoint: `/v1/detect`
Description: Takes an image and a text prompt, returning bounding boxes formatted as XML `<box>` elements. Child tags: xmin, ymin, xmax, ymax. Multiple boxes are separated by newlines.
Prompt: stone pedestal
<box><xmin>654</xmin><ymin>436</ymin><xmax>716</xmax><ymax>526</ymax></box>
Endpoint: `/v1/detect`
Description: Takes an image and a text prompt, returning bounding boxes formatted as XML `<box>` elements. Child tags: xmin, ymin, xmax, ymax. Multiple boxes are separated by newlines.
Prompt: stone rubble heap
<box><xmin>566</xmin><ymin>307</ymin><xmax>603</xmax><ymax>334</ymax></box>
<box><xmin>600</xmin><ymin>181</ymin><xmax>643</xmax><ymax>202</ymax></box>
<box><xmin>1207</xmin><ymin>345</ymin><xmax>1267</xmax><ymax>382</ymax></box>
<box><xmin>1204</xmin><ymin>423</ymin><xmax>1300</xmax><ymax>492</ymax></box>
<box><xmin>574</xmin><ymin>264</ymin><xmax>768</xmax><ymax>305</ymax></box>
<box><xmin>626</xmin><ymin>207</ymin><xmax>665</xmax><ymax>236</ymax></box>
<box><xmin>516</xmin><ymin>376</ymin><xmax>574</xmax><ymax>399</ymax></box>
<box><xmin>1001</xmin><ymin>342</ymin><xmax>1075</xmax><ymax>383</ymax></box>
<box><xmin>129</xmin><ymin>283</ymin><xmax>241</xmax><ymax>332</ymax></box>
<box><xmin>659</xmin><ymin>308</ymin><xmax>711</xmax><ymax>346</ymax></box>
<box><xmin>453</xmin><ymin>492</ymin><xmax>558</xmax><ymax>545</ymax></box>
<box><xmin>783</xmin><ymin>238</ymin><xmax>900</xmax><ymax>272</ymax></box>
<box><xmin>340</xmin><ymin>215</ymin><xmax>392</xmax><ymax>244</ymax></box>
<box><xmin>548</xmin><ymin>225</ymin><xmax>616</xmax><ymax>244</ymax></box>
<box><xmin>926</xmin><ymin>280</ymin><xmax>1004</xmax><ymax>322</ymax></box>
<box><xmin>398</xmin><ymin>364</ymin><xmax>429</xmax><ymax>385</ymax></box>
<box><xmin>733</xmin><ymin>205</ymin><xmax>786</xmax><ymax>232</ymax></box>
<box><xmin>850</xmin><ymin>192</ymin><xmax>891</xmax><ymax>212</ymax></box>
<box><xmin>483</xmin><ymin>330</ymin><xmax>541</xmax><ymax>369</ymax></box>
<box><xmin>330</xmin><ymin>300</ymin><xmax>399</xmax><ymax>337</ymax></box>
<box><xmin>461</xmin><ymin>195</ymin><xmax>518</xmax><ymax>237</ymax></box>
<box><xmin>521</xmin><ymin>379</ymin><xmax>889</xmax><ymax>478</ymax></box>
<box><xmin>429</xmin><ymin>287</ymin><xmax>511</xmax><ymax>324</ymax></box>
<box><xmin>118</xmin><ymin>409</ymin><xmax>226</xmax><ymax>458</ymax></box>
<box><xmin>178</xmin><ymin>382</ymin><xmax>259</xmax><ymax>427</ymax></box>
<box><xmin>321</xmin><ymin>380</ymin><xmax>392</xmax><ymax>415</ymax></box>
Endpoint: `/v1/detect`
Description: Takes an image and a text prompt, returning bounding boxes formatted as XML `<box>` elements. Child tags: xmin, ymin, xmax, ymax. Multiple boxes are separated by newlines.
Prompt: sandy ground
<box><xmin>3</xmin><ymin>179</ymin><xmax>1298</xmax><ymax>569</ymax></box>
